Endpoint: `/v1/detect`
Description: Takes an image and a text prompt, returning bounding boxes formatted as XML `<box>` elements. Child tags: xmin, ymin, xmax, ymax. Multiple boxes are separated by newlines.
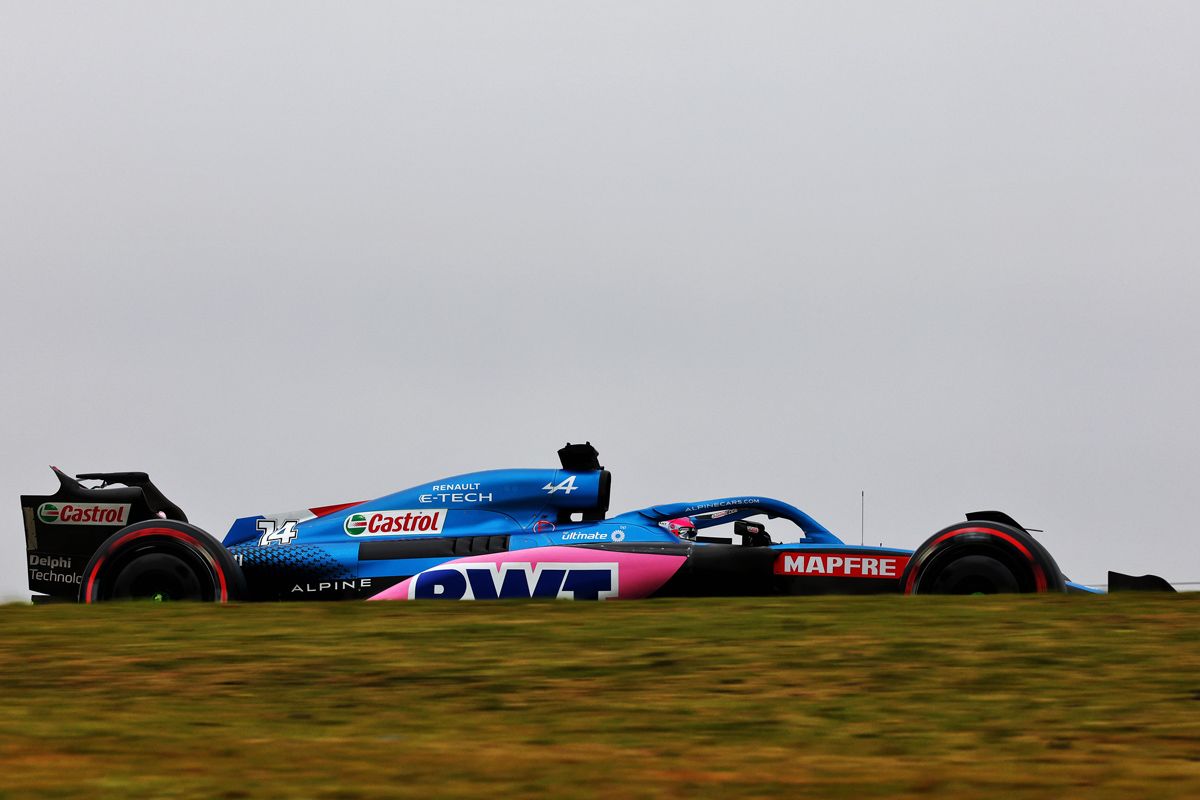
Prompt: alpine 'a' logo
<box><xmin>543</xmin><ymin>476</ymin><xmax>579</xmax><ymax>495</ymax></box>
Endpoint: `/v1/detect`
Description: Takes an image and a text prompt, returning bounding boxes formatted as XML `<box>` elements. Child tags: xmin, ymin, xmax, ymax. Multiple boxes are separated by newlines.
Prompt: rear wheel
<box><xmin>926</xmin><ymin>554</ymin><xmax>1020</xmax><ymax>594</ymax></box>
<box><xmin>80</xmin><ymin>521</ymin><xmax>245</xmax><ymax>603</ymax></box>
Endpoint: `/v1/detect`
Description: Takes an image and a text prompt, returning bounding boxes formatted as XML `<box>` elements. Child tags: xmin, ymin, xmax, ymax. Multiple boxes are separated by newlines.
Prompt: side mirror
<box><xmin>735</xmin><ymin>520</ymin><xmax>771</xmax><ymax>547</ymax></box>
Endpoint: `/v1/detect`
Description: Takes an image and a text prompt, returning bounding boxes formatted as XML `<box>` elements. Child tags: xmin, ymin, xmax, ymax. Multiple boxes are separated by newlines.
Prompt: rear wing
<box><xmin>20</xmin><ymin>467</ymin><xmax>188</xmax><ymax>600</ymax></box>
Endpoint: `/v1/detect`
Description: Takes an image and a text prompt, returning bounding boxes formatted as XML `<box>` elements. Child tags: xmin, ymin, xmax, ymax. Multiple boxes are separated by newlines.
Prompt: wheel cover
<box><xmin>926</xmin><ymin>554</ymin><xmax>1020</xmax><ymax>595</ymax></box>
<box><xmin>108</xmin><ymin>550</ymin><xmax>211</xmax><ymax>601</ymax></box>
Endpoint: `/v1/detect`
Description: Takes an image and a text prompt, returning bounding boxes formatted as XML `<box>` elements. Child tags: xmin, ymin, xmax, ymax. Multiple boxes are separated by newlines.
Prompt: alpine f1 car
<box><xmin>19</xmin><ymin>443</ymin><xmax>1172</xmax><ymax>602</ymax></box>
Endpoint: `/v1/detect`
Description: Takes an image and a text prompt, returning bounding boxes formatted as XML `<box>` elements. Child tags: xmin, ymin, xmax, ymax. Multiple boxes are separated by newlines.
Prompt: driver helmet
<box><xmin>666</xmin><ymin>517</ymin><xmax>697</xmax><ymax>540</ymax></box>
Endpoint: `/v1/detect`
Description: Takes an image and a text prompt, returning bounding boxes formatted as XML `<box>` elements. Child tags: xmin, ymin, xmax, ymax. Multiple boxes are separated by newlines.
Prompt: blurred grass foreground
<box><xmin>0</xmin><ymin>594</ymin><xmax>1197</xmax><ymax>799</ymax></box>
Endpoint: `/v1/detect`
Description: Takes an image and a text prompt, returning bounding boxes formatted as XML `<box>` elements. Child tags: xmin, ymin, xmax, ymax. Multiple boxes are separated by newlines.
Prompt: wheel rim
<box><xmin>925</xmin><ymin>554</ymin><xmax>1021</xmax><ymax>595</ymax></box>
<box><xmin>110</xmin><ymin>552</ymin><xmax>207</xmax><ymax>601</ymax></box>
<box><xmin>933</xmin><ymin>572</ymin><xmax>1001</xmax><ymax>594</ymax></box>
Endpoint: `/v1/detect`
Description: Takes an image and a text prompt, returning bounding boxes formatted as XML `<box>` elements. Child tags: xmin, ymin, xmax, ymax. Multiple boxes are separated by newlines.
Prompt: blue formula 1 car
<box><xmin>18</xmin><ymin>443</ymin><xmax>1172</xmax><ymax>602</ymax></box>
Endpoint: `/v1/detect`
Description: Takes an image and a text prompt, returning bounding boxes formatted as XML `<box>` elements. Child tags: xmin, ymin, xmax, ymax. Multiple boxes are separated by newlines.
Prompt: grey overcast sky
<box><xmin>1</xmin><ymin>2</ymin><xmax>1198</xmax><ymax>600</ymax></box>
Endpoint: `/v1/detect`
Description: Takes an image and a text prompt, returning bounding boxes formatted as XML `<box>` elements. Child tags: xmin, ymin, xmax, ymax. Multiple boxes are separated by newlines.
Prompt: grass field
<box><xmin>0</xmin><ymin>595</ymin><xmax>1197</xmax><ymax>799</ymax></box>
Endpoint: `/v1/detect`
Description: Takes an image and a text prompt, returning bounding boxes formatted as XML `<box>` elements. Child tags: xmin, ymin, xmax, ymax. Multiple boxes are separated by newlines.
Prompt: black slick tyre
<box><xmin>902</xmin><ymin>520</ymin><xmax>1065</xmax><ymax>595</ymax></box>
<box><xmin>79</xmin><ymin>520</ymin><xmax>245</xmax><ymax>603</ymax></box>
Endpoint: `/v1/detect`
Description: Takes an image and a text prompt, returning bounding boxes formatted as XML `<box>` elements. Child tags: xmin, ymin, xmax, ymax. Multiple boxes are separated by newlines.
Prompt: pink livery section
<box><xmin>368</xmin><ymin>546</ymin><xmax>687</xmax><ymax>601</ymax></box>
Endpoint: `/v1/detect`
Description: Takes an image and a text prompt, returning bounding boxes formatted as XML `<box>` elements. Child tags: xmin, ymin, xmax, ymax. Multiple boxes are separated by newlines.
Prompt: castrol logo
<box><xmin>37</xmin><ymin>502</ymin><xmax>131</xmax><ymax>526</ymax></box>
<box><xmin>343</xmin><ymin>509</ymin><xmax>446</xmax><ymax>537</ymax></box>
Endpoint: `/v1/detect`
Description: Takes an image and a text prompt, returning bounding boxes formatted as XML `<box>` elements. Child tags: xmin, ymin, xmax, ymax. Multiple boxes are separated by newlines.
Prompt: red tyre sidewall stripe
<box><xmin>84</xmin><ymin>555</ymin><xmax>106</xmax><ymax>602</ymax></box>
<box><xmin>84</xmin><ymin>528</ymin><xmax>228</xmax><ymax>603</ymax></box>
<box><xmin>904</xmin><ymin>526</ymin><xmax>1046</xmax><ymax>594</ymax></box>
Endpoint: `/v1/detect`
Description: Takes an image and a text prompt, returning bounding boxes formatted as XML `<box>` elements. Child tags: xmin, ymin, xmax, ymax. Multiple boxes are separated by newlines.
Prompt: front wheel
<box><xmin>901</xmin><ymin>519</ymin><xmax>1065</xmax><ymax>594</ymax></box>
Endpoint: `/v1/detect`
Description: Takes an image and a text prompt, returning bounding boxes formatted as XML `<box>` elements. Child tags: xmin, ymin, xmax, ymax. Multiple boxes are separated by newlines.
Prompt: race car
<box><xmin>18</xmin><ymin>443</ymin><xmax>1172</xmax><ymax>602</ymax></box>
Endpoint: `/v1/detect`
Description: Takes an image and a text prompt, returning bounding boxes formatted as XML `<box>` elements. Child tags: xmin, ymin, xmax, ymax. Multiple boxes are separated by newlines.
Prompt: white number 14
<box><xmin>257</xmin><ymin>519</ymin><xmax>299</xmax><ymax>546</ymax></box>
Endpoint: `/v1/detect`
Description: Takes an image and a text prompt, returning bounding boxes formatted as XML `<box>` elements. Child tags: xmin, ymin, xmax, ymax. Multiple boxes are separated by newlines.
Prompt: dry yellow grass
<box><xmin>0</xmin><ymin>594</ymin><xmax>1197</xmax><ymax>799</ymax></box>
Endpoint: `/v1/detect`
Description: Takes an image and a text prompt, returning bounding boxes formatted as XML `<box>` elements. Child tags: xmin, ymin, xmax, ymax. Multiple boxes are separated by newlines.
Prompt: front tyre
<box><xmin>80</xmin><ymin>521</ymin><xmax>245</xmax><ymax>603</ymax></box>
<box><xmin>902</xmin><ymin>520</ymin><xmax>1065</xmax><ymax>595</ymax></box>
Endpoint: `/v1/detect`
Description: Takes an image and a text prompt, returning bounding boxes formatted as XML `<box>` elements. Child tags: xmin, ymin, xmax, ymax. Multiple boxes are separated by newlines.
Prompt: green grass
<box><xmin>0</xmin><ymin>595</ymin><xmax>1197</xmax><ymax>799</ymax></box>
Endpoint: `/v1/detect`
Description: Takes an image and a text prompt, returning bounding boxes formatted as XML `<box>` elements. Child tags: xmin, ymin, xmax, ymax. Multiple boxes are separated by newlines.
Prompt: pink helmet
<box><xmin>666</xmin><ymin>517</ymin><xmax>697</xmax><ymax>540</ymax></box>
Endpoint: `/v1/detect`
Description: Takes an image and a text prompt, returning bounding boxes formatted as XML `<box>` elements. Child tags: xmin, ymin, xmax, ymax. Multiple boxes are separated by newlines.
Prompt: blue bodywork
<box><xmin>221</xmin><ymin>463</ymin><xmax>904</xmax><ymax>599</ymax></box>
<box><xmin>218</xmin><ymin>453</ymin><xmax>1093</xmax><ymax>600</ymax></box>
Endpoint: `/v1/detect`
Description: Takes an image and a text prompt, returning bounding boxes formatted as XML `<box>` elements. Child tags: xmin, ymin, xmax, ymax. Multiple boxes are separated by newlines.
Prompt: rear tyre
<box><xmin>925</xmin><ymin>554</ymin><xmax>1020</xmax><ymax>594</ymax></box>
<box><xmin>80</xmin><ymin>521</ymin><xmax>245</xmax><ymax>603</ymax></box>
